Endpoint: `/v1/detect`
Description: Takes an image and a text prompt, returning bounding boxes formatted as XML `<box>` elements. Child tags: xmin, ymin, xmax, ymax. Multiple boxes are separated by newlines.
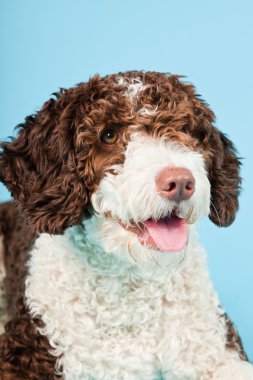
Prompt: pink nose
<box><xmin>156</xmin><ymin>167</ymin><xmax>195</xmax><ymax>202</ymax></box>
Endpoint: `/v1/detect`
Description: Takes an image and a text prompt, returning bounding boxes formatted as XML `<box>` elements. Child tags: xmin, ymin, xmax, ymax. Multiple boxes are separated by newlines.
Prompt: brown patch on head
<box><xmin>73</xmin><ymin>75</ymin><xmax>134</xmax><ymax>195</ymax></box>
<box><xmin>0</xmin><ymin>71</ymin><xmax>241</xmax><ymax>233</ymax></box>
<box><xmin>0</xmin><ymin>74</ymin><xmax>137</xmax><ymax>233</ymax></box>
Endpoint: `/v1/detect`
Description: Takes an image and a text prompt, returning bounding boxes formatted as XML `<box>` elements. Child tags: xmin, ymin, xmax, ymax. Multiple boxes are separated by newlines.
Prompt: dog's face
<box><xmin>88</xmin><ymin>133</ymin><xmax>210</xmax><ymax>266</ymax></box>
<box><xmin>0</xmin><ymin>71</ymin><xmax>241</xmax><ymax>264</ymax></box>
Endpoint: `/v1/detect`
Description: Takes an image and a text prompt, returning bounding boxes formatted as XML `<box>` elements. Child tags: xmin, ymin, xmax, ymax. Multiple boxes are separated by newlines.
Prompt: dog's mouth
<box><xmin>118</xmin><ymin>213</ymin><xmax>188</xmax><ymax>253</ymax></box>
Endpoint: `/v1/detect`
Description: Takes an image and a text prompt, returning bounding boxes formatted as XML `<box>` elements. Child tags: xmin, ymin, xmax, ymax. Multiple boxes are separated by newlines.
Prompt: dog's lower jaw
<box><xmin>80</xmin><ymin>213</ymin><xmax>192</xmax><ymax>272</ymax></box>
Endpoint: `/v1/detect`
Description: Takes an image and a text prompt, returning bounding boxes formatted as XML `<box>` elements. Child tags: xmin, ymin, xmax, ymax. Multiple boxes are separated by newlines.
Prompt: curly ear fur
<box><xmin>0</xmin><ymin>91</ymin><xmax>88</xmax><ymax>234</ymax></box>
<box><xmin>208</xmin><ymin>127</ymin><xmax>241</xmax><ymax>227</ymax></box>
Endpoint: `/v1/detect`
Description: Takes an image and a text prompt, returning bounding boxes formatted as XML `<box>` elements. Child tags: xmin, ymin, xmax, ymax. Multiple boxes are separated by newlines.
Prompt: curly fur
<box><xmin>0</xmin><ymin>203</ymin><xmax>61</xmax><ymax>379</ymax></box>
<box><xmin>0</xmin><ymin>71</ymin><xmax>250</xmax><ymax>379</ymax></box>
<box><xmin>0</xmin><ymin>72</ymin><xmax>241</xmax><ymax>232</ymax></box>
<box><xmin>0</xmin><ymin>235</ymin><xmax>7</xmax><ymax>334</ymax></box>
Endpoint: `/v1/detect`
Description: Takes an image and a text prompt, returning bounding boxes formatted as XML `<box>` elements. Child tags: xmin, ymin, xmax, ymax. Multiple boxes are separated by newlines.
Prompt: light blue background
<box><xmin>0</xmin><ymin>0</ymin><xmax>252</xmax><ymax>361</ymax></box>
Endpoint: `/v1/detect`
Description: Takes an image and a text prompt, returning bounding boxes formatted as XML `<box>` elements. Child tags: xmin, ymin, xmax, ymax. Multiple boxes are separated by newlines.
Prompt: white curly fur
<box><xmin>25</xmin><ymin>135</ymin><xmax>253</xmax><ymax>380</ymax></box>
<box><xmin>116</xmin><ymin>76</ymin><xmax>157</xmax><ymax>115</ymax></box>
<box><xmin>116</xmin><ymin>76</ymin><xmax>147</xmax><ymax>102</ymax></box>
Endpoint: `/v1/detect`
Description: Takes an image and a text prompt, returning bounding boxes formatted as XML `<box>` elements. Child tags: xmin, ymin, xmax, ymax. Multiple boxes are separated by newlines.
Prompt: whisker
<box><xmin>150</xmin><ymin>251</ymin><xmax>162</xmax><ymax>269</ymax></box>
<box><xmin>184</xmin><ymin>205</ymin><xmax>193</xmax><ymax>224</ymax></box>
<box><xmin>210</xmin><ymin>200</ymin><xmax>222</xmax><ymax>227</ymax></box>
<box><xmin>128</xmin><ymin>243</ymin><xmax>137</xmax><ymax>263</ymax></box>
<box><xmin>143</xmin><ymin>245</ymin><xmax>163</xmax><ymax>277</ymax></box>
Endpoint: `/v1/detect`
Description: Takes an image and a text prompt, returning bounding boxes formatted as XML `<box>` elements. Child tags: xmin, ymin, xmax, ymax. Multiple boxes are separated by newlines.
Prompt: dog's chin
<box><xmin>109</xmin><ymin>213</ymin><xmax>190</xmax><ymax>270</ymax></box>
<box><xmin>117</xmin><ymin>214</ymin><xmax>188</xmax><ymax>254</ymax></box>
<box><xmin>81</xmin><ymin>211</ymin><xmax>190</xmax><ymax>270</ymax></box>
<box><xmin>122</xmin><ymin>227</ymin><xmax>188</xmax><ymax>271</ymax></box>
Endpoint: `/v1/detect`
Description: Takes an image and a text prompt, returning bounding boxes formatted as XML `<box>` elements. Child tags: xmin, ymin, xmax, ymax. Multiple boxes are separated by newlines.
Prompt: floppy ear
<box><xmin>0</xmin><ymin>90</ymin><xmax>88</xmax><ymax>234</ymax></box>
<box><xmin>208</xmin><ymin>126</ymin><xmax>241</xmax><ymax>227</ymax></box>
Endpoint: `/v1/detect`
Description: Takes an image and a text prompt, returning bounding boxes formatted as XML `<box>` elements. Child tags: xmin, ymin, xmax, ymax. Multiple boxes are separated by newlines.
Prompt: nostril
<box><xmin>185</xmin><ymin>181</ymin><xmax>194</xmax><ymax>191</ymax></box>
<box><xmin>168</xmin><ymin>182</ymin><xmax>177</xmax><ymax>192</ymax></box>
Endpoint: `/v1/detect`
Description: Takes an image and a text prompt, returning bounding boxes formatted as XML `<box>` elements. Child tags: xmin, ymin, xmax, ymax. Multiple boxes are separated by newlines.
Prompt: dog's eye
<box><xmin>100</xmin><ymin>128</ymin><xmax>118</xmax><ymax>144</ymax></box>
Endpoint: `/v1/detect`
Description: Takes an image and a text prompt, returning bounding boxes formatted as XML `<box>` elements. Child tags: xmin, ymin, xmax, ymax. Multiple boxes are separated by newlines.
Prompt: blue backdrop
<box><xmin>0</xmin><ymin>0</ymin><xmax>252</xmax><ymax>360</ymax></box>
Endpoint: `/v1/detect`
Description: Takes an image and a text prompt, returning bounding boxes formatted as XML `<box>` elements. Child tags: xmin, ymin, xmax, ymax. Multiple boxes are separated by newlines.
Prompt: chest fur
<box><xmin>25</xmin><ymin>233</ymin><xmax>227</xmax><ymax>380</ymax></box>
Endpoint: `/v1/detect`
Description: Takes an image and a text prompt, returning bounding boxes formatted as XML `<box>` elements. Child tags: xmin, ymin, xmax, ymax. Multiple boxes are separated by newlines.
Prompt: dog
<box><xmin>0</xmin><ymin>71</ymin><xmax>252</xmax><ymax>380</ymax></box>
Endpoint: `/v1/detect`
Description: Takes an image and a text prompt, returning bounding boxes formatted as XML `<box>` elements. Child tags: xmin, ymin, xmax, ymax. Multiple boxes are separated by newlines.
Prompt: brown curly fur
<box><xmin>0</xmin><ymin>203</ymin><xmax>36</xmax><ymax>316</ymax></box>
<box><xmin>0</xmin><ymin>235</ymin><xmax>7</xmax><ymax>334</ymax></box>
<box><xmin>0</xmin><ymin>203</ymin><xmax>61</xmax><ymax>379</ymax></box>
<box><xmin>0</xmin><ymin>71</ymin><xmax>245</xmax><ymax>378</ymax></box>
<box><xmin>0</xmin><ymin>298</ymin><xmax>63</xmax><ymax>380</ymax></box>
<box><xmin>225</xmin><ymin>314</ymin><xmax>248</xmax><ymax>362</ymax></box>
<box><xmin>0</xmin><ymin>71</ymin><xmax>241</xmax><ymax>234</ymax></box>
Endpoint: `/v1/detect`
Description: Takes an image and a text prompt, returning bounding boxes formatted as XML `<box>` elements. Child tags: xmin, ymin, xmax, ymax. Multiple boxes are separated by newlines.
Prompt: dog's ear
<box><xmin>208</xmin><ymin>126</ymin><xmax>241</xmax><ymax>227</ymax></box>
<box><xmin>0</xmin><ymin>90</ymin><xmax>88</xmax><ymax>234</ymax></box>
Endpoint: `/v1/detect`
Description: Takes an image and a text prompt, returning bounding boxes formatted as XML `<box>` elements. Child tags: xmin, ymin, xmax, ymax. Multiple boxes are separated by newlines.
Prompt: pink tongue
<box><xmin>144</xmin><ymin>216</ymin><xmax>187</xmax><ymax>252</ymax></box>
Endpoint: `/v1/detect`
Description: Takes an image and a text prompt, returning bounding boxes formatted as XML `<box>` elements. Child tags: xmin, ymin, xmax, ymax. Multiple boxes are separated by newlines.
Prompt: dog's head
<box><xmin>0</xmin><ymin>71</ymin><xmax>241</xmax><ymax>264</ymax></box>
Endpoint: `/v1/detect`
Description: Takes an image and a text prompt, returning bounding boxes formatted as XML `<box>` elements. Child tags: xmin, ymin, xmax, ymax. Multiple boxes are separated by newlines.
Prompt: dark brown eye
<box><xmin>100</xmin><ymin>128</ymin><xmax>118</xmax><ymax>144</ymax></box>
